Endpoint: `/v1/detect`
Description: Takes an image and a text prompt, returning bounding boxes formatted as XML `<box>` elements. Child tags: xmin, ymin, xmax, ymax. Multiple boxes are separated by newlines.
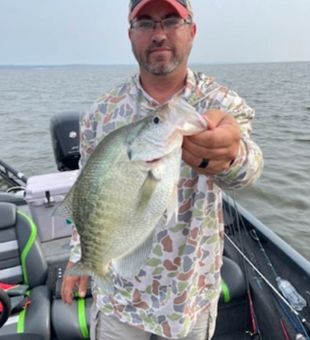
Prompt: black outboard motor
<box><xmin>50</xmin><ymin>111</ymin><xmax>82</xmax><ymax>171</ymax></box>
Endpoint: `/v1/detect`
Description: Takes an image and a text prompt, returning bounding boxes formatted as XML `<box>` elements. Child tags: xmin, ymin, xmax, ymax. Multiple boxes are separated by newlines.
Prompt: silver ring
<box><xmin>198</xmin><ymin>158</ymin><xmax>209</xmax><ymax>169</ymax></box>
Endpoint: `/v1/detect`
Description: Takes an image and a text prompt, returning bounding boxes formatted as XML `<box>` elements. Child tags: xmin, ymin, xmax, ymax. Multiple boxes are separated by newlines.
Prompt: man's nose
<box><xmin>151</xmin><ymin>23</ymin><xmax>167</xmax><ymax>43</ymax></box>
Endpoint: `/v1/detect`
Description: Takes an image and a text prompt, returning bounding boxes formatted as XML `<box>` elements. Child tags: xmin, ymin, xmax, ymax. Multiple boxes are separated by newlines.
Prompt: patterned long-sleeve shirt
<box><xmin>69</xmin><ymin>69</ymin><xmax>263</xmax><ymax>339</ymax></box>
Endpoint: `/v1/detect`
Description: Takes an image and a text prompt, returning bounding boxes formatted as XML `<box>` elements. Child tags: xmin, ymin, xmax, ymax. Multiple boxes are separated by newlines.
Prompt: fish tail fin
<box><xmin>65</xmin><ymin>262</ymin><xmax>114</xmax><ymax>294</ymax></box>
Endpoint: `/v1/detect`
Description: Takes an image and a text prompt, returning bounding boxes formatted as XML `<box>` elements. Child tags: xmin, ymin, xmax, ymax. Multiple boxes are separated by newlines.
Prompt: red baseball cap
<box><xmin>129</xmin><ymin>0</ymin><xmax>193</xmax><ymax>21</ymax></box>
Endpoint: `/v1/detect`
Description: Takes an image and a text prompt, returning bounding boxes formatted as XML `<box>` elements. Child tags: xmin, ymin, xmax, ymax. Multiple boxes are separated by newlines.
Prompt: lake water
<box><xmin>0</xmin><ymin>62</ymin><xmax>309</xmax><ymax>260</ymax></box>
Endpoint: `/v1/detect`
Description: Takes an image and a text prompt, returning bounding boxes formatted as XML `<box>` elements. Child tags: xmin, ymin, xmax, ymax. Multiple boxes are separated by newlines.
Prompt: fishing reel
<box><xmin>245</xmin><ymin>330</ymin><xmax>262</xmax><ymax>339</ymax></box>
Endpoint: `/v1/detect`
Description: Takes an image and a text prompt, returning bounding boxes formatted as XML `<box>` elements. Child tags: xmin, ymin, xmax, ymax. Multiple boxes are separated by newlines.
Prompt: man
<box><xmin>61</xmin><ymin>0</ymin><xmax>263</xmax><ymax>339</ymax></box>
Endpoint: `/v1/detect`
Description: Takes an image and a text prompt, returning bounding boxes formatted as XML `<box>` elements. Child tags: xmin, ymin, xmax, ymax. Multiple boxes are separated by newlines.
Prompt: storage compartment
<box><xmin>25</xmin><ymin>170</ymin><xmax>79</xmax><ymax>242</ymax></box>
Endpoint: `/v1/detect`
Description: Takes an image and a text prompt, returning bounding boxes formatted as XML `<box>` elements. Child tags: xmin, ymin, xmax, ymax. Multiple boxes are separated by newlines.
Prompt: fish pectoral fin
<box><xmin>165</xmin><ymin>184</ymin><xmax>179</xmax><ymax>225</ymax></box>
<box><xmin>137</xmin><ymin>171</ymin><xmax>158</xmax><ymax>210</ymax></box>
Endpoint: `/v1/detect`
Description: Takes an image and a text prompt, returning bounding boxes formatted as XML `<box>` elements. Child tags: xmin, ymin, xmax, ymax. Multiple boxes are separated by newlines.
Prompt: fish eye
<box><xmin>153</xmin><ymin>116</ymin><xmax>160</xmax><ymax>124</ymax></box>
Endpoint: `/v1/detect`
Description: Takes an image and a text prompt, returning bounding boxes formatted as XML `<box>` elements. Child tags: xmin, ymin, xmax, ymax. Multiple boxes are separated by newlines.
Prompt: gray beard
<box><xmin>143</xmin><ymin>58</ymin><xmax>180</xmax><ymax>76</ymax></box>
<box><xmin>132</xmin><ymin>44</ymin><xmax>182</xmax><ymax>76</ymax></box>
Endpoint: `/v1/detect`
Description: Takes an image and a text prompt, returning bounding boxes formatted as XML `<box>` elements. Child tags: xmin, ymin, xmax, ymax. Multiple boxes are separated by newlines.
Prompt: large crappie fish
<box><xmin>60</xmin><ymin>98</ymin><xmax>207</xmax><ymax>281</ymax></box>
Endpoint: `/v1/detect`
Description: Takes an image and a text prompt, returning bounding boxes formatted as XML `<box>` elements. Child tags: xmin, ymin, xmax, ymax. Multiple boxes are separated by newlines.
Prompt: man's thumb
<box><xmin>203</xmin><ymin>115</ymin><xmax>215</xmax><ymax>130</ymax></box>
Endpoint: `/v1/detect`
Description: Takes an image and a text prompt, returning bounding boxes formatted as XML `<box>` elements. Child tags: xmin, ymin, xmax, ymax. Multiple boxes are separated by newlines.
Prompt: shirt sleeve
<box><xmin>69</xmin><ymin>226</ymin><xmax>82</xmax><ymax>263</ymax></box>
<box><xmin>212</xmin><ymin>87</ymin><xmax>264</xmax><ymax>189</ymax></box>
<box><xmin>79</xmin><ymin>103</ymin><xmax>99</xmax><ymax>168</ymax></box>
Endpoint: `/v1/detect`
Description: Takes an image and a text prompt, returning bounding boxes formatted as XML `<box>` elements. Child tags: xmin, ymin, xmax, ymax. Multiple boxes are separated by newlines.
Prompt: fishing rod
<box><xmin>224</xmin><ymin>233</ymin><xmax>310</xmax><ymax>339</ymax></box>
<box><xmin>226</xmin><ymin>192</ymin><xmax>310</xmax><ymax>338</ymax></box>
<box><xmin>226</xmin><ymin>193</ymin><xmax>263</xmax><ymax>339</ymax></box>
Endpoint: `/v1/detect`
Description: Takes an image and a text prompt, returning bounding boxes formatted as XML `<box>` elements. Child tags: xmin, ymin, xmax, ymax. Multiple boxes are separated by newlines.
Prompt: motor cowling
<box><xmin>50</xmin><ymin>111</ymin><xmax>81</xmax><ymax>171</ymax></box>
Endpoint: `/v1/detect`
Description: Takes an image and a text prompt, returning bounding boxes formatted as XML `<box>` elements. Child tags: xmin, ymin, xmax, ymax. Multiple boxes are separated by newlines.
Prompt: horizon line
<box><xmin>0</xmin><ymin>59</ymin><xmax>309</xmax><ymax>68</ymax></box>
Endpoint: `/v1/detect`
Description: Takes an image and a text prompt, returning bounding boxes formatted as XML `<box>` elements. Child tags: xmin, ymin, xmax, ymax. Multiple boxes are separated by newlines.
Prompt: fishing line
<box><xmin>226</xmin><ymin>191</ymin><xmax>262</xmax><ymax>339</ymax></box>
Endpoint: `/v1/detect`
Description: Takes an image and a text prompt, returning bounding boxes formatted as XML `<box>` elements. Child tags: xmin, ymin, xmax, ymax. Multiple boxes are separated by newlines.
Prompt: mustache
<box><xmin>146</xmin><ymin>42</ymin><xmax>174</xmax><ymax>54</ymax></box>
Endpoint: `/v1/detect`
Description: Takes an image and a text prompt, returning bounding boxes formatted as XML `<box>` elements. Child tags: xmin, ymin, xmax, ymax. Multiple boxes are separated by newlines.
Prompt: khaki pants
<box><xmin>90</xmin><ymin>302</ymin><xmax>217</xmax><ymax>340</ymax></box>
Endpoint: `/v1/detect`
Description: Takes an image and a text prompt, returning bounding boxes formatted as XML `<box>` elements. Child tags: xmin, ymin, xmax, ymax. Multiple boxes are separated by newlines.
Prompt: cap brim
<box><xmin>129</xmin><ymin>0</ymin><xmax>189</xmax><ymax>21</ymax></box>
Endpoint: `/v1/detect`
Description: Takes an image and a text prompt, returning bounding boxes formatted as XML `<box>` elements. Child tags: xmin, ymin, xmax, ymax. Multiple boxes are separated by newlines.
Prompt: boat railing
<box><xmin>223</xmin><ymin>192</ymin><xmax>310</xmax><ymax>277</ymax></box>
<box><xmin>0</xmin><ymin>159</ymin><xmax>27</xmax><ymax>190</ymax></box>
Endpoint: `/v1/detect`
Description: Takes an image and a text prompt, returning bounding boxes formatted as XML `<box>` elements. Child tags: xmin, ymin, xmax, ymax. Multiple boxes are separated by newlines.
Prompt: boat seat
<box><xmin>220</xmin><ymin>256</ymin><xmax>246</xmax><ymax>304</ymax></box>
<box><xmin>0</xmin><ymin>202</ymin><xmax>51</xmax><ymax>340</ymax></box>
<box><xmin>0</xmin><ymin>193</ymin><xmax>26</xmax><ymax>206</ymax></box>
<box><xmin>51</xmin><ymin>256</ymin><xmax>246</xmax><ymax>340</ymax></box>
<box><xmin>51</xmin><ymin>290</ymin><xmax>92</xmax><ymax>340</ymax></box>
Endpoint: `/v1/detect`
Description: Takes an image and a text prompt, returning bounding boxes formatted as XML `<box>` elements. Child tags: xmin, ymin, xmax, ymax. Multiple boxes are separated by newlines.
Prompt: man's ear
<box><xmin>191</xmin><ymin>22</ymin><xmax>197</xmax><ymax>38</ymax></box>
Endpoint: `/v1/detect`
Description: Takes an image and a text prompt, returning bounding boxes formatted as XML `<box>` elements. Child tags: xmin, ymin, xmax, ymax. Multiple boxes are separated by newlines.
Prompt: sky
<box><xmin>0</xmin><ymin>0</ymin><xmax>309</xmax><ymax>65</ymax></box>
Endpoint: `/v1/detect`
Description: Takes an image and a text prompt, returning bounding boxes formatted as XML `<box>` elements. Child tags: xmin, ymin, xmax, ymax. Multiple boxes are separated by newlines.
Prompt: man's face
<box><xmin>129</xmin><ymin>1</ymin><xmax>196</xmax><ymax>76</ymax></box>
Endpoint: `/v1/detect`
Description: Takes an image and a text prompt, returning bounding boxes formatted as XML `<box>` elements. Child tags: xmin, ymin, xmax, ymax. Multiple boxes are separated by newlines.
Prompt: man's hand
<box><xmin>182</xmin><ymin>109</ymin><xmax>240</xmax><ymax>175</ymax></box>
<box><xmin>61</xmin><ymin>261</ymin><xmax>89</xmax><ymax>304</ymax></box>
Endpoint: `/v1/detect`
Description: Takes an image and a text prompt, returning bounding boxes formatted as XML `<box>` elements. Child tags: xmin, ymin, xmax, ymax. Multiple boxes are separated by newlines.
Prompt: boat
<box><xmin>0</xmin><ymin>111</ymin><xmax>309</xmax><ymax>340</ymax></box>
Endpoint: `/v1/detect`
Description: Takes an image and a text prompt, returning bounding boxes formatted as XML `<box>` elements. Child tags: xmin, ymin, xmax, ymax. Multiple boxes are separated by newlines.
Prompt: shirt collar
<box><xmin>130</xmin><ymin>68</ymin><xmax>210</xmax><ymax>110</ymax></box>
